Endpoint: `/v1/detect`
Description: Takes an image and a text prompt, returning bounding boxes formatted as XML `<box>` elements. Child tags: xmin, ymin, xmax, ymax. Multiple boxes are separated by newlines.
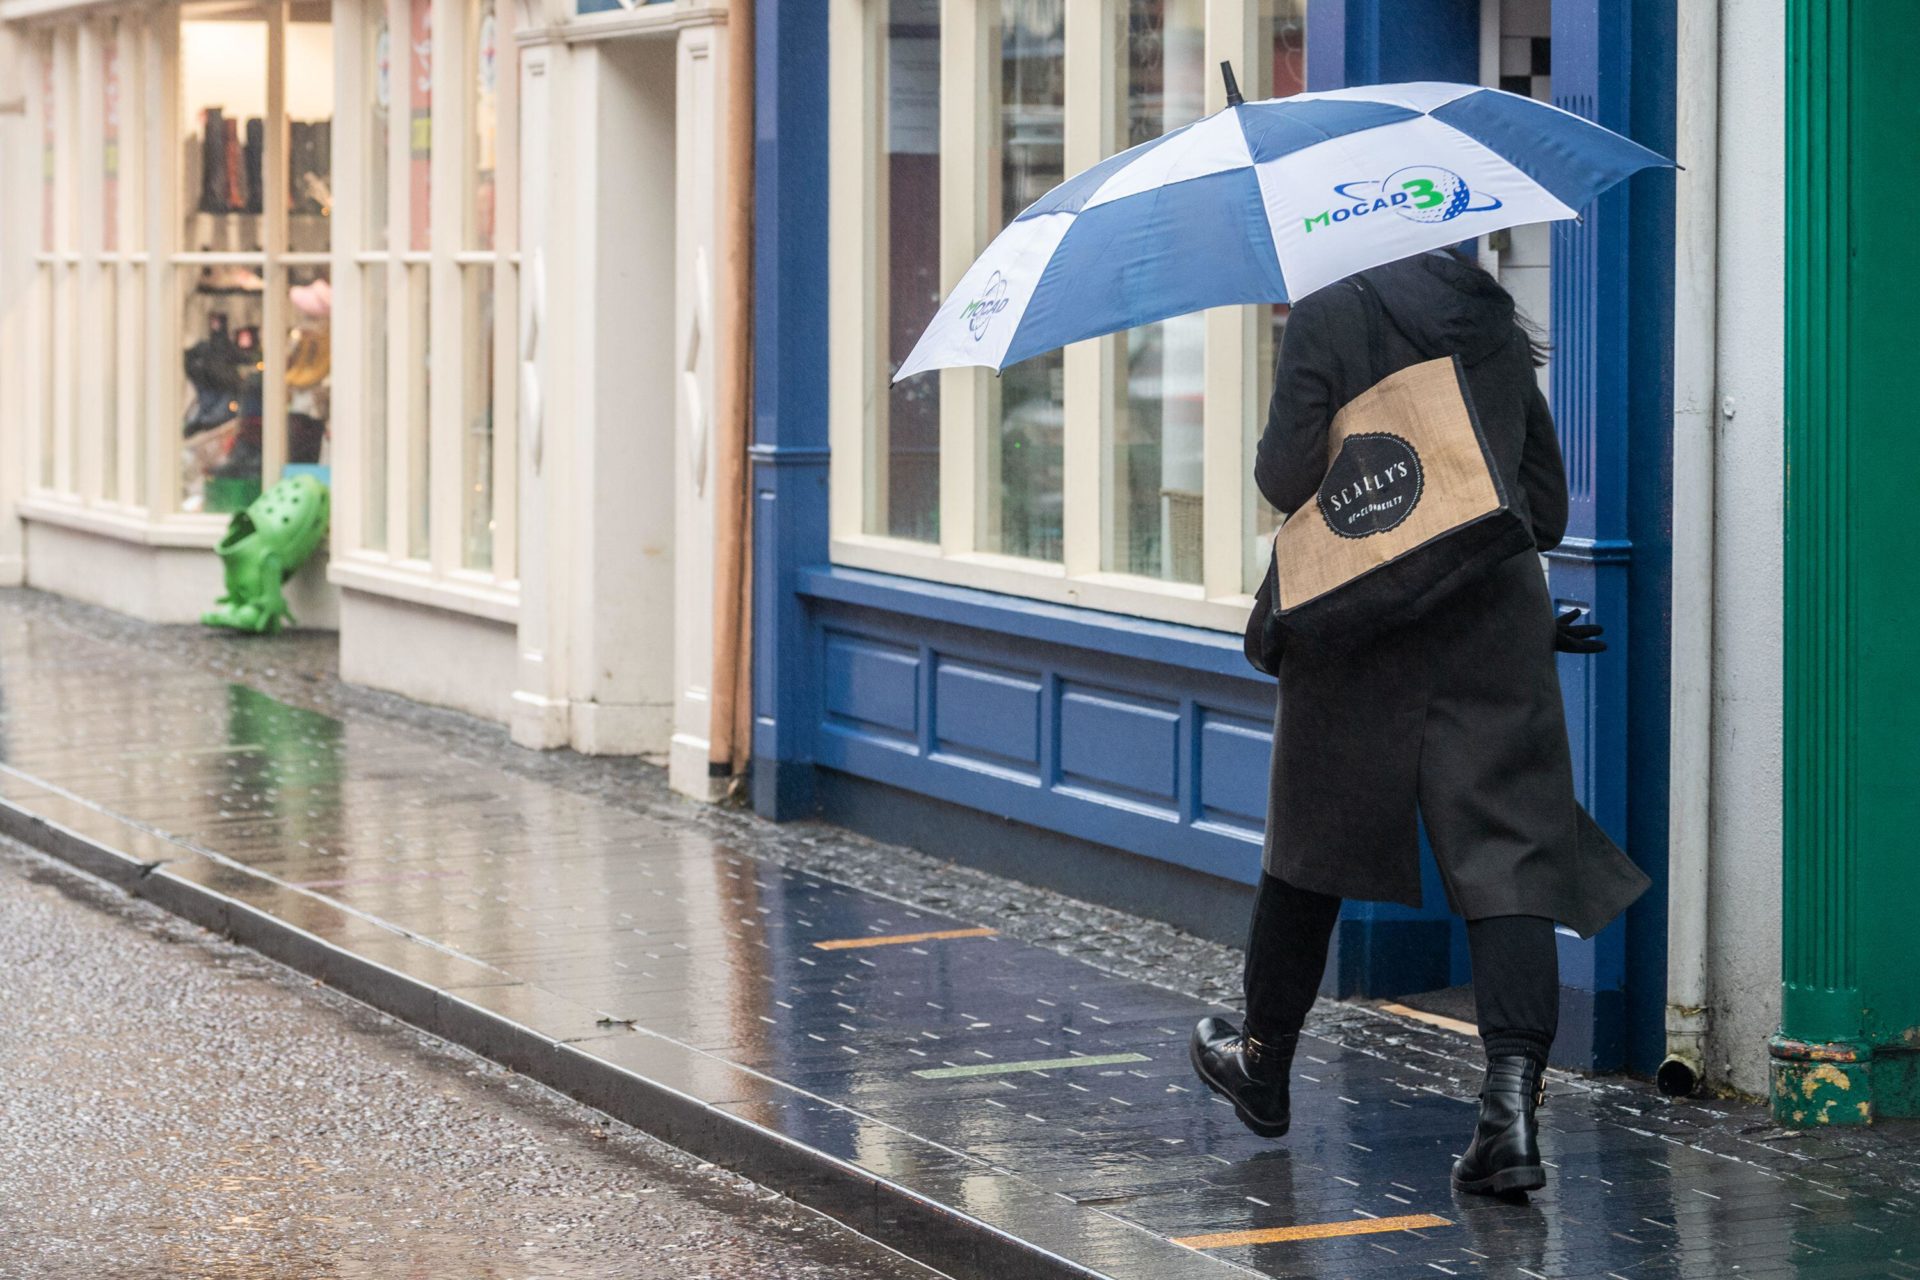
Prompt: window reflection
<box><xmin>986</xmin><ymin>0</ymin><xmax>1065</xmax><ymax>563</ymax></box>
<box><xmin>1113</xmin><ymin>0</ymin><xmax>1206</xmax><ymax>584</ymax></box>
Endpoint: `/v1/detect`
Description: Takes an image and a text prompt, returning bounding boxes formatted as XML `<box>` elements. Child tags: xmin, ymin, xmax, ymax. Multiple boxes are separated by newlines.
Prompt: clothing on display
<box><xmin>194</xmin><ymin>107</ymin><xmax>272</xmax><ymax>217</ymax></box>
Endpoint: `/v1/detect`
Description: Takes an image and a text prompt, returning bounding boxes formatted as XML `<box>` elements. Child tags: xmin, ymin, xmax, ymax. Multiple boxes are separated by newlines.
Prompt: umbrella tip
<box><xmin>1220</xmin><ymin>61</ymin><xmax>1244</xmax><ymax>108</ymax></box>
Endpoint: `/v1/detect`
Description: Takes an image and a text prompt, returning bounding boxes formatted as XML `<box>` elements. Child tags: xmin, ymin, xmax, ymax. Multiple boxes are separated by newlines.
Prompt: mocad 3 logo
<box><xmin>962</xmin><ymin>271</ymin><xmax>1011</xmax><ymax>341</ymax></box>
<box><xmin>1302</xmin><ymin>165</ymin><xmax>1503</xmax><ymax>233</ymax></box>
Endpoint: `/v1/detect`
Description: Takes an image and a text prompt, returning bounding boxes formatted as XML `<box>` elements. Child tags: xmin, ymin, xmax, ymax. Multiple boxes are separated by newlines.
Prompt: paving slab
<box><xmin>4</xmin><ymin>590</ymin><xmax>1920</xmax><ymax>1279</ymax></box>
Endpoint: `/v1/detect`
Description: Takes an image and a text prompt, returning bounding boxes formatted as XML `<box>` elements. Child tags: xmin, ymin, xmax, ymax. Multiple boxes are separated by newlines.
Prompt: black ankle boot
<box><xmin>1190</xmin><ymin>1017</ymin><xmax>1297</xmax><ymax>1138</ymax></box>
<box><xmin>1452</xmin><ymin>1055</ymin><xmax>1547</xmax><ymax>1195</ymax></box>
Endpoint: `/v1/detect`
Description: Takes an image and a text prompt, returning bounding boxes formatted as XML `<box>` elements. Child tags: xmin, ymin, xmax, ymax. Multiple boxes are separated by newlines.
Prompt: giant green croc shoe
<box><xmin>202</xmin><ymin>474</ymin><xmax>331</xmax><ymax>635</ymax></box>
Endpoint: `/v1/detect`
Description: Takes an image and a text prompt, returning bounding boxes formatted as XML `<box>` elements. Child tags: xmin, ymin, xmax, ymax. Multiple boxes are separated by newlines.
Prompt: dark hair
<box><xmin>1443</xmin><ymin>245</ymin><xmax>1552</xmax><ymax>368</ymax></box>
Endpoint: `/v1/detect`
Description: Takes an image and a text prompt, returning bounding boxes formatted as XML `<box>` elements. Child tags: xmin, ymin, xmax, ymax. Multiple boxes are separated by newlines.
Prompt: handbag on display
<box><xmin>1255</xmin><ymin>276</ymin><xmax>1535</xmax><ymax>650</ymax></box>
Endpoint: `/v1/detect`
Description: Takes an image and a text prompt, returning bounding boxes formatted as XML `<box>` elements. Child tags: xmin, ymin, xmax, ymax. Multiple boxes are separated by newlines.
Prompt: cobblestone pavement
<box><xmin>0</xmin><ymin>838</ymin><xmax>938</xmax><ymax>1280</ymax></box>
<box><xmin>7</xmin><ymin>588</ymin><xmax>1920</xmax><ymax>1279</ymax></box>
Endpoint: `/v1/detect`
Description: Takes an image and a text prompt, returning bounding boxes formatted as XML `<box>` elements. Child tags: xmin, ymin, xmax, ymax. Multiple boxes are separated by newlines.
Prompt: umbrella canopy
<box><xmin>894</xmin><ymin>81</ymin><xmax>1672</xmax><ymax>383</ymax></box>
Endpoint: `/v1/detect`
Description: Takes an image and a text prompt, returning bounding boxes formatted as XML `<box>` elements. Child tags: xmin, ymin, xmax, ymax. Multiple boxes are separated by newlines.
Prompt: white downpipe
<box><xmin>1662</xmin><ymin>0</ymin><xmax>1720</xmax><ymax>1097</ymax></box>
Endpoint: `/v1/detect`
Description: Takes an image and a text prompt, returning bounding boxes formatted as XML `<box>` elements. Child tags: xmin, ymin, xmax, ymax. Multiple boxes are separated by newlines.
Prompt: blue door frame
<box><xmin>752</xmin><ymin>0</ymin><xmax>1675</xmax><ymax>1073</ymax></box>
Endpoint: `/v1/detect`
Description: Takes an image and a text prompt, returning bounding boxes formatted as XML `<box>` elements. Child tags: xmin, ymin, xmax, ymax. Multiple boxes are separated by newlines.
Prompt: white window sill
<box><xmin>830</xmin><ymin>536</ymin><xmax>1252</xmax><ymax>634</ymax></box>
<box><xmin>329</xmin><ymin>554</ymin><xmax>520</xmax><ymax>626</ymax></box>
<box><xmin>19</xmin><ymin>496</ymin><xmax>226</xmax><ymax>548</ymax></box>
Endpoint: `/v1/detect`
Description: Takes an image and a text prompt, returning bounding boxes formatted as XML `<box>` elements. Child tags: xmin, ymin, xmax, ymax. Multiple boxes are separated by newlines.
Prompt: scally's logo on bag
<box><xmin>1317</xmin><ymin>433</ymin><xmax>1424</xmax><ymax>538</ymax></box>
<box><xmin>1302</xmin><ymin>165</ymin><xmax>1503</xmax><ymax>234</ymax></box>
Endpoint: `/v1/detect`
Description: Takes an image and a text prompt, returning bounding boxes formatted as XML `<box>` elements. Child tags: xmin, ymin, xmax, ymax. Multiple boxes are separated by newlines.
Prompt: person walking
<box><xmin>1190</xmin><ymin>247</ymin><xmax>1649</xmax><ymax>1197</ymax></box>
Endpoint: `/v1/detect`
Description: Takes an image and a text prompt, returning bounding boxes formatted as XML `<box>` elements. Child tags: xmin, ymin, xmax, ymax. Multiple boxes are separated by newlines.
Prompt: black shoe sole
<box><xmin>1189</xmin><ymin>1035</ymin><xmax>1291</xmax><ymax>1139</ymax></box>
<box><xmin>1452</xmin><ymin>1163</ymin><xmax>1546</xmax><ymax>1196</ymax></box>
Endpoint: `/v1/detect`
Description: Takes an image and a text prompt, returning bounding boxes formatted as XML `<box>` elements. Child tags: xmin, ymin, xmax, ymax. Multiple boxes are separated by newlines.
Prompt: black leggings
<box><xmin>1242</xmin><ymin>874</ymin><xmax>1559</xmax><ymax>1065</ymax></box>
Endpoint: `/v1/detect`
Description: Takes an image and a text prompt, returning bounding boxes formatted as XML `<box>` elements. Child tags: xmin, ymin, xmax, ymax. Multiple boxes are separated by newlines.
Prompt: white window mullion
<box><xmin>386</xmin><ymin>0</ymin><xmax>415</xmax><ymax>560</ymax></box>
<box><xmin>261</xmin><ymin>0</ymin><xmax>290</xmax><ymax>488</ymax></box>
<box><xmin>116</xmin><ymin>18</ymin><xmax>146</xmax><ymax>510</ymax></box>
<box><xmin>144</xmin><ymin>13</ymin><xmax>178</xmax><ymax>516</ymax></box>
<box><xmin>826</xmin><ymin>0</ymin><xmax>874</xmax><ymax>546</ymax></box>
<box><xmin>75</xmin><ymin>19</ymin><xmax>105</xmax><ymax>505</ymax></box>
<box><xmin>50</xmin><ymin>31</ymin><xmax>77</xmax><ymax>498</ymax></box>
<box><xmin>330</xmin><ymin>0</ymin><xmax>369</xmax><ymax>554</ymax></box>
<box><xmin>936</xmin><ymin>0</ymin><xmax>984</xmax><ymax>558</ymax></box>
<box><xmin>428</xmin><ymin>0</ymin><xmax>466</xmax><ymax>574</ymax></box>
<box><xmin>489</xmin><ymin>6</ymin><xmax>519</xmax><ymax>583</ymax></box>
<box><xmin>1060</xmin><ymin>0</ymin><xmax>1117</xmax><ymax>579</ymax></box>
<box><xmin>1202</xmin><ymin>0</ymin><xmax>1257</xmax><ymax>599</ymax></box>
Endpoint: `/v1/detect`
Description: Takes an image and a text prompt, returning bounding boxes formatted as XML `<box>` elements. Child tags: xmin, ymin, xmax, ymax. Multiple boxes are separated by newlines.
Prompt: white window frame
<box><xmin>827</xmin><ymin>0</ymin><xmax>1282</xmax><ymax>633</ymax></box>
<box><xmin>328</xmin><ymin>0</ymin><xmax>520</xmax><ymax>620</ymax></box>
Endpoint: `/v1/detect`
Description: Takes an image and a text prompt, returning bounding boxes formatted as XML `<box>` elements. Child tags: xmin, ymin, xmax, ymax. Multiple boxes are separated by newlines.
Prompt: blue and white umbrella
<box><xmin>894</xmin><ymin>80</ymin><xmax>1671</xmax><ymax>382</ymax></box>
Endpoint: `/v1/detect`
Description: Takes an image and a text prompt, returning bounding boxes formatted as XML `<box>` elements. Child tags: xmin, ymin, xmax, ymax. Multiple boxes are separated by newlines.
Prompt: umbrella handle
<box><xmin>1221</xmin><ymin>61</ymin><xmax>1244</xmax><ymax>108</ymax></box>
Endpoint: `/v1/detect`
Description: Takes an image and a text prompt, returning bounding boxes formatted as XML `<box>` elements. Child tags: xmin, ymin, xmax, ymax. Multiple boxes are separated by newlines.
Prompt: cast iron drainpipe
<box><xmin>1661</xmin><ymin>0</ymin><xmax>1720</xmax><ymax>1099</ymax></box>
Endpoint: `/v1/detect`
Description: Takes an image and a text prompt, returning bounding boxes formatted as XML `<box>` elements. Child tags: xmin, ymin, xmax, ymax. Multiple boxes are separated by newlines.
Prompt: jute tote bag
<box><xmin>1267</xmin><ymin>278</ymin><xmax>1535</xmax><ymax>644</ymax></box>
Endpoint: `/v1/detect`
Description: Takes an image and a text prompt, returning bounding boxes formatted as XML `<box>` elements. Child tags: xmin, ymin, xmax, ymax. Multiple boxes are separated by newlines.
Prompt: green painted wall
<box><xmin>1777</xmin><ymin>0</ymin><xmax>1920</xmax><ymax>1125</ymax></box>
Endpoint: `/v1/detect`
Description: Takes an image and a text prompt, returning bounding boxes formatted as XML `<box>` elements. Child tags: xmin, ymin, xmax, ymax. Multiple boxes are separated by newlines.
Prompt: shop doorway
<box><xmin>575</xmin><ymin>34</ymin><xmax>683</xmax><ymax>758</ymax></box>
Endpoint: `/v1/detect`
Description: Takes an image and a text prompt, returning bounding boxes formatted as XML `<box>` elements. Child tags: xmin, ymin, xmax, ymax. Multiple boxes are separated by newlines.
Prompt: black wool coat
<box><xmin>1255</xmin><ymin>252</ymin><xmax>1647</xmax><ymax>938</ymax></box>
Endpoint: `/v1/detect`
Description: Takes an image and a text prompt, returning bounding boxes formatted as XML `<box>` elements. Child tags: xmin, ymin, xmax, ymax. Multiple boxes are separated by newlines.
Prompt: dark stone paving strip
<box><xmin>6</xmin><ymin>595</ymin><xmax>1920</xmax><ymax>1279</ymax></box>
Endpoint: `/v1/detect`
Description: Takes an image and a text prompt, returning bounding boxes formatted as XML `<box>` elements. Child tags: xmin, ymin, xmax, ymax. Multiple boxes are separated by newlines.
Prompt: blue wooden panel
<box><xmin>1057</xmin><ymin>683</ymin><xmax>1180</xmax><ymax>811</ymax></box>
<box><xmin>799</xmin><ymin>577</ymin><xmax>1271</xmax><ymax>883</ymax></box>
<box><xmin>1196</xmin><ymin>709</ymin><xmax>1272</xmax><ymax>836</ymax></box>
<box><xmin>932</xmin><ymin>660</ymin><xmax>1042</xmax><ymax>775</ymax></box>
<box><xmin>822</xmin><ymin>633</ymin><xmax>919</xmax><ymax>743</ymax></box>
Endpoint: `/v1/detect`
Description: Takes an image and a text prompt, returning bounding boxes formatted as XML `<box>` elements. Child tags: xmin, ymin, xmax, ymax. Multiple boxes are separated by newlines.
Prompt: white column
<box><xmin>508</xmin><ymin>15</ymin><xmax>574</xmax><ymax>748</ymax></box>
<box><xmin>669</xmin><ymin>18</ymin><xmax>727</xmax><ymax>800</ymax></box>
<box><xmin>0</xmin><ymin>25</ymin><xmax>32</xmax><ymax>583</ymax></box>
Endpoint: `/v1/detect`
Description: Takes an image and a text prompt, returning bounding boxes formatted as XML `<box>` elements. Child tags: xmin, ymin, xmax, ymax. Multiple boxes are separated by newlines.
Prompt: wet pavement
<box><xmin>0</xmin><ymin>839</ymin><xmax>936</xmax><ymax>1280</ymax></box>
<box><xmin>6</xmin><ymin>588</ymin><xmax>1920</xmax><ymax>1279</ymax></box>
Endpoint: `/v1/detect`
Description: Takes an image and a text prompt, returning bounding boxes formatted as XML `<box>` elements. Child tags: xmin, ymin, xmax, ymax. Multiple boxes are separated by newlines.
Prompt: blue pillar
<box><xmin>751</xmin><ymin>0</ymin><xmax>832</xmax><ymax>820</ymax></box>
<box><xmin>1307</xmin><ymin>0</ymin><xmax>1477</xmax><ymax>89</ymax></box>
<box><xmin>1545</xmin><ymin>0</ymin><xmax>1675</xmax><ymax>1073</ymax></box>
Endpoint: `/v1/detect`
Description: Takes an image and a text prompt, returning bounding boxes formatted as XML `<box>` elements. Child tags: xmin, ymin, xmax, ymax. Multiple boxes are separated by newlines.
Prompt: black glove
<box><xmin>1555</xmin><ymin>607</ymin><xmax>1606</xmax><ymax>654</ymax></box>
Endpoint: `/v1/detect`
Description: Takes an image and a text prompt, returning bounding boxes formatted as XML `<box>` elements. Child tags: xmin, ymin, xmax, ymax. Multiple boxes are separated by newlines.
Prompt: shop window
<box><xmin>405</xmin><ymin>261</ymin><xmax>431</xmax><ymax>559</ymax></box>
<box><xmin>340</xmin><ymin>0</ymin><xmax>517</xmax><ymax>595</ymax></box>
<box><xmin>831</xmin><ymin>0</ymin><xmax>1311</xmax><ymax>630</ymax></box>
<box><xmin>408</xmin><ymin>0</ymin><xmax>432</xmax><ymax>254</ymax></box>
<box><xmin>867</xmin><ymin>0</ymin><xmax>941</xmax><ymax>544</ymax></box>
<box><xmin>177</xmin><ymin>6</ymin><xmax>267</xmax><ymax>512</ymax></box>
<box><xmin>1111</xmin><ymin>0</ymin><xmax>1206</xmax><ymax>584</ymax></box>
<box><xmin>984</xmin><ymin>0</ymin><xmax>1065</xmax><ymax>564</ymax></box>
<box><xmin>363</xmin><ymin>0</ymin><xmax>392</xmax><ymax>550</ymax></box>
<box><xmin>1245</xmin><ymin>0</ymin><xmax>1305</xmax><ymax>591</ymax></box>
<box><xmin>461</xmin><ymin>0</ymin><xmax>500</xmax><ymax>571</ymax></box>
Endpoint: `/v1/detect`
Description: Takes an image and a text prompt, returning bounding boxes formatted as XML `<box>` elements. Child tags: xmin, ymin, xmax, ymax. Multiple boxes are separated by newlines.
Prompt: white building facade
<box><xmin>0</xmin><ymin>0</ymin><xmax>743</xmax><ymax>797</ymax></box>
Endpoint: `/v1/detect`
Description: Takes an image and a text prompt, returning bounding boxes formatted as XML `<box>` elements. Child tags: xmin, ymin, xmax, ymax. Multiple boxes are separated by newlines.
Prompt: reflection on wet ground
<box><xmin>3</xmin><ymin>596</ymin><xmax>1919</xmax><ymax>1278</ymax></box>
<box><xmin>0</xmin><ymin>842</ymin><xmax>941</xmax><ymax>1279</ymax></box>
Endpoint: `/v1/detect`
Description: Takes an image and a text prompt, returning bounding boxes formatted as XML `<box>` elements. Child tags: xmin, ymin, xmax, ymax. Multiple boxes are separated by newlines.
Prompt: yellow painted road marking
<box><xmin>813</xmin><ymin>927</ymin><xmax>996</xmax><ymax>951</ymax></box>
<box><xmin>1173</xmin><ymin>1213</ymin><xmax>1451</xmax><ymax>1250</ymax></box>
<box><xmin>1379</xmin><ymin>1001</ymin><xmax>1478</xmax><ymax>1038</ymax></box>
<box><xmin>913</xmin><ymin>1052</ymin><xmax>1148</xmax><ymax>1080</ymax></box>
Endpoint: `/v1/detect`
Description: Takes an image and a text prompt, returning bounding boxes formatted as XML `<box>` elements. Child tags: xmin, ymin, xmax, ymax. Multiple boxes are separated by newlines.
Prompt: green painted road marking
<box><xmin>912</xmin><ymin>1052</ymin><xmax>1149</xmax><ymax>1080</ymax></box>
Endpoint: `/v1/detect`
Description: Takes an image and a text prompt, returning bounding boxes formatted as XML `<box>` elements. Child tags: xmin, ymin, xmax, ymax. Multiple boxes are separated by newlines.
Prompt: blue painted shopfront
<box><xmin>751</xmin><ymin>0</ymin><xmax>1676</xmax><ymax>1073</ymax></box>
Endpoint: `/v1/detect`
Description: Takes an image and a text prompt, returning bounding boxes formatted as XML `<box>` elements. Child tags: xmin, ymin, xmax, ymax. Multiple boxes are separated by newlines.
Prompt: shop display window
<box><xmin>984</xmin><ymin>0</ymin><xmax>1065</xmax><ymax>564</ymax></box>
<box><xmin>174</xmin><ymin>4</ymin><xmax>270</xmax><ymax>513</ymax></box>
<box><xmin>831</xmin><ymin>0</ymin><xmax>1312</xmax><ymax>631</ymax></box>
<box><xmin>1111</xmin><ymin>0</ymin><xmax>1207</xmax><ymax>584</ymax></box>
<box><xmin>1245</xmin><ymin>0</ymin><xmax>1305</xmax><ymax>590</ymax></box>
<box><xmin>15</xmin><ymin>0</ymin><xmax>514</xmax><ymax>617</ymax></box>
<box><xmin>877</xmin><ymin>0</ymin><xmax>940</xmax><ymax>543</ymax></box>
